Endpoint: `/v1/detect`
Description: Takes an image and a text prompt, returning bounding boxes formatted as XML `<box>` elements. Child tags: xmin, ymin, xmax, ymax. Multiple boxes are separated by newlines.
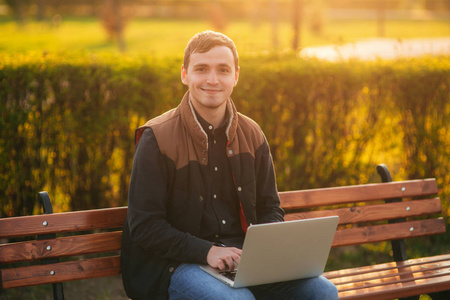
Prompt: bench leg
<box><xmin>38</xmin><ymin>192</ymin><xmax>65</xmax><ymax>300</ymax></box>
<box><xmin>53</xmin><ymin>283</ymin><xmax>65</xmax><ymax>300</ymax></box>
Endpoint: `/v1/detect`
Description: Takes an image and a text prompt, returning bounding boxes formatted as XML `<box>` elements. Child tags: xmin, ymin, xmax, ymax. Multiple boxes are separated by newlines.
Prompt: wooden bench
<box><xmin>1</xmin><ymin>164</ymin><xmax>449</xmax><ymax>299</ymax></box>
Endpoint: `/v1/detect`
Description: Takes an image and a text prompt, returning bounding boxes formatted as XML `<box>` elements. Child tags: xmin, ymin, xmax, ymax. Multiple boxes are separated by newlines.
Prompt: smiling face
<box><xmin>181</xmin><ymin>46</ymin><xmax>240</xmax><ymax>122</ymax></box>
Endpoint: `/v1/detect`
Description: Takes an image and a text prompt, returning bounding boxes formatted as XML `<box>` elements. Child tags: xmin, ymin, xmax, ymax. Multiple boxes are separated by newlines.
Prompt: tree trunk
<box><xmin>271</xmin><ymin>0</ymin><xmax>279</xmax><ymax>50</ymax></box>
<box><xmin>292</xmin><ymin>0</ymin><xmax>304</xmax><ymax>50</ymax></box>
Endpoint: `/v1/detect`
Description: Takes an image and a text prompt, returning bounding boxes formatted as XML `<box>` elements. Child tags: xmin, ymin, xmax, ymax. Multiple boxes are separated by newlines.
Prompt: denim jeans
<box><xmin>168</xmin><ymin>263</ymin><xmax>339</xmax><ymax>300</ymax></box>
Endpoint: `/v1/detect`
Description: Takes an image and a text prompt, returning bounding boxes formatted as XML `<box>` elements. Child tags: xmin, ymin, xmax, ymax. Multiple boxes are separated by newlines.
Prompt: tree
<box><xmin>101</xmin><ymin>0</ymin><xmax>127</xmax><ymax>52</ymax></box>
<box><xmin>292</xmin><ymin>0</ymin><xmax>304</xmax><ymax>50</ymax></box>
<box><xmin>5</xmin><ymin>0</ymin><xmax>27</xmax><ymax>25</ymax></box>
<box><xmin>271</xmin><ymin>0</ymin><xmax>279</xmax><ymax>50</ymax></box>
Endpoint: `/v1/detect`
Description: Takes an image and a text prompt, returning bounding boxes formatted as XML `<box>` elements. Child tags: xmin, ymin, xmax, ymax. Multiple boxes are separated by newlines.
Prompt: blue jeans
<box><xmin>168</xmin><ymin>263</ymin><xmax>338</xmax><ymax>300</ymax></box>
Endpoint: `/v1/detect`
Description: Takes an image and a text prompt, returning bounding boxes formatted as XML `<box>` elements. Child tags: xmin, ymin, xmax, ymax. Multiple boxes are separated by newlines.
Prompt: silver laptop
<box><xmin>199</xmin><ymin>216</ymin><xmax>339</xmax><ymax>288</ymax></box>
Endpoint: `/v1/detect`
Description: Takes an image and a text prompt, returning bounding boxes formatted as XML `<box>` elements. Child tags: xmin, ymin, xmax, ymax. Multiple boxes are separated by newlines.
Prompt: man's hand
<box><xmin>207</xmin><ymin>246</ymin><xmax>242</xmax><ymax>271</ymax></box>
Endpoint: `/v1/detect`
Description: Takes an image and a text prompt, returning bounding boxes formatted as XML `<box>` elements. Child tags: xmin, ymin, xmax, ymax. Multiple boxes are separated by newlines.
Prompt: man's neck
<box><xmin>191</xmin><ymin>102</ymin><xmax>228</xmax><ymax>129</ymax></box>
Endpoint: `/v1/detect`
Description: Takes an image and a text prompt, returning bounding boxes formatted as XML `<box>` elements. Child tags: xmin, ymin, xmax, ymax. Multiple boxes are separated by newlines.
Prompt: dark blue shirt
<box><xmin>195</xmin><ymin>111</ymin><xmax>245</xmax><ymax>248</ymax></box>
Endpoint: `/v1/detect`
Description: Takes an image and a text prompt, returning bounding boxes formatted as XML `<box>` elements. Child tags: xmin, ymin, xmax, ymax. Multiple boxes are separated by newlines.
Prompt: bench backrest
<box><xmin>0</xmin><ymin>179</ymin><xmax>444</xmax><ymax>291</ymax></box>
<box><xmin>280</xmin><ymin>178</ymin><xmax>444</xmax><ymax>248</ymax></box>
<box><xmin>0</xmin><ymin>206</ymin><xmax>126</xmax><ymax>290</ymax></box>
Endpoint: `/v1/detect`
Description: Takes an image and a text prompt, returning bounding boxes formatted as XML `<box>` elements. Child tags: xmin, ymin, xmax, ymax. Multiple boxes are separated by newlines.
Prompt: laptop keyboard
<box><xmin>219</xmin><ymin>270</ymin><xmax>237</xmax><ymax>281</ymax></box>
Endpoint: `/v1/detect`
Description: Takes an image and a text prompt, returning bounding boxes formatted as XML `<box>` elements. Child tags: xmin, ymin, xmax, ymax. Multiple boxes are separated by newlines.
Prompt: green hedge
<box><xmin>1</xmin><ymin>54</ymin><xmax>449</xmax><ymax>223</ymax></box>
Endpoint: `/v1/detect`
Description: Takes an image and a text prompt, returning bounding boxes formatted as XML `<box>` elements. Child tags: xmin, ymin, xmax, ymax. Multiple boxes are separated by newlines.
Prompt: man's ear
<box><xmin>181</xmin><ymin>65</ymin><xmax>188</xmax><ymax>85</ymax></box>
<box><xmin>234</xmin><ymin>66</ymin><xmax>240</xmax><ymax>86</ymax></box>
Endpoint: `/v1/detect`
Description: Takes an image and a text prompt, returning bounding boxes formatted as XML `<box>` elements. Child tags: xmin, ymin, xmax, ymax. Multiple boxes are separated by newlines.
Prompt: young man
<box><xmin>121</xmin><ymin>31</ymin><xmax>338</xmax><ymax>299</ymax></box>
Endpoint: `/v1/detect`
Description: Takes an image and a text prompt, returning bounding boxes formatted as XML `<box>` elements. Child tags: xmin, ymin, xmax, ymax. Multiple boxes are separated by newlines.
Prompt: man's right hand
<box><xmin>206</xmin><ymin>246</ymin><xmax>242</xmax><ymax>271</ymax></box>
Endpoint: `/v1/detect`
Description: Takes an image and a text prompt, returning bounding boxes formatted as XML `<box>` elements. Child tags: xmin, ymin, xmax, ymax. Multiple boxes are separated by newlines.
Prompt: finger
<box><xmin>222</xmin><ymin>255</ymin><xmax>235</xmax><ymax>271</ymax></box>
<box><xmin>231</xmin><ymin>252</ymin><xmax>241</xmax><ymax>265</ymax></box>
<box><xmin>232</xmin><ymin>248</ymin><xmax>242</xmax><ymax>257</ymax></box>
<box><xmin>216</xmin><ymin>257</ymin><xmax>228</xmax><ymax>271</ymax></box>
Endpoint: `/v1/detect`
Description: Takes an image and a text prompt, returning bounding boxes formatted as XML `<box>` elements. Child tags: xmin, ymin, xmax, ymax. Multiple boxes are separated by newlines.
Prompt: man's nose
<box><xmin>206</xmin><ymin>71</ymin><xmax>219</xmax><ymax>84</ymax></box>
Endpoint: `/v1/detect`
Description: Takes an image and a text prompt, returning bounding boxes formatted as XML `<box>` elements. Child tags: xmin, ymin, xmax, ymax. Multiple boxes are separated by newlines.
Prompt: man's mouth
<box><xmin>201</xmin><ymin>88</ymin><xmax>221</xmax><ymax>93</ymax></box>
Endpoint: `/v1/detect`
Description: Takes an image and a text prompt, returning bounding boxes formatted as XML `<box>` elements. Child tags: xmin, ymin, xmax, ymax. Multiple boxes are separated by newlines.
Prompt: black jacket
<box><xmin>121</xmin><ymin>92</ymin><xmax>284</xmax><ymax>299</ymax></box>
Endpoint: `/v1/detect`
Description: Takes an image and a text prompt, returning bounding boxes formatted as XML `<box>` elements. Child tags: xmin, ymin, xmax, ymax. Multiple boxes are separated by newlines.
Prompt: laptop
<box><xmin>199</xmin><ymin>216</ymin><xmax>339</xmax><ymax>288</ymax></box>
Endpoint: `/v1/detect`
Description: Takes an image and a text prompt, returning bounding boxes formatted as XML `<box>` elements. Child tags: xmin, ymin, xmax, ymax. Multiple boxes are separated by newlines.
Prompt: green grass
<box><xmin>1</xmin><ymin>16</ymin><xmax>449</xmax><ymax>56</ymax></box>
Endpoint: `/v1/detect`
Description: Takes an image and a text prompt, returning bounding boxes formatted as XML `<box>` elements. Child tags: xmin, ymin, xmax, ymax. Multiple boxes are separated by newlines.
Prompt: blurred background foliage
<box><xmin>1</xmin><ymin>54</ymin><xmax>449</xmax><ymax>219</ymax></box>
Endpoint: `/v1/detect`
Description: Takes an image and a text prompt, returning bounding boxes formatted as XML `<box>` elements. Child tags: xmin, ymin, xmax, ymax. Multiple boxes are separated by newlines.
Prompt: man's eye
<box><xmin>220</xmin><ymin>68</ymin><xmax>230</xmax><ymax>73</ymax></box>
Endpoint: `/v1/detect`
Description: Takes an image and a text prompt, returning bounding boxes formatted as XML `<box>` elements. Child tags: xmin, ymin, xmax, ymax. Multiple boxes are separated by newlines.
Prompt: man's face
<box><xmin>181</xmin><ymin>46</ymin><xmax>239</xmax><ymax>115</ymax></box>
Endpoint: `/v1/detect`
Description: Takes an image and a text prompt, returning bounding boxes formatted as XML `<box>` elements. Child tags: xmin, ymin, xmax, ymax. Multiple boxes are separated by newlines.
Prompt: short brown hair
<box><xmin>184</xmin><ymin>30</ymin><xmax>239</xmax><ymax>70</ymax></box>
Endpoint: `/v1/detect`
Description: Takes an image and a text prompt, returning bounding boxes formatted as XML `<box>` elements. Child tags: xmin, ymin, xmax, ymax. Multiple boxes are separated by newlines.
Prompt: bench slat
<box><xmin>284</xmin><ymin>198</ymin><xmax>442</xmax><ymax>224</ymax></box>
<box><xmin>332</xmin><ymin>261</ymin><xmax>450</xmax><ymax>286</ymax></box>
<box><xmin>325</xmin><ymin>254</ymin><xmax>450</xmax><ymax>279</ymax></box>
<box><xmin>0</xmin><ymin>207</ymin><xmax>127</xmax><ymax>239</ymax></box>
<box><xmin>0</xmin><ymin>231</ymin><xmax>122</xmax><ymax>264</ymax></box>
<box><xmin>337</xmin><ymin>274</ymin><xmax>450</xmax><ymax>300</ymax></box>
<box><xmin>280</xmin><ymin>179</ymin><xmax>438</xmax><ymax>209</ymax></box>
<box><xmin>1</xmin><ymin>256</ymin><xmax>121</xmax><ymax>289</ymax></box>
<box><xmin>337</xmin><ymin>268</ymin><xmax>450</xmax><ymax>292</ymax></box>
<box><xmin>332</xmin><ymin>218</ymin><xmax>446</xmax><ymax>247</ymax></box>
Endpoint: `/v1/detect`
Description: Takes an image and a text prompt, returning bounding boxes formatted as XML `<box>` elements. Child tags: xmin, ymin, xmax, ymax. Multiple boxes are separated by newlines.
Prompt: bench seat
<box><xmin>325</xmin><ymin>254</ymin><xmax>450</xmax><ymax>300</ymax></box>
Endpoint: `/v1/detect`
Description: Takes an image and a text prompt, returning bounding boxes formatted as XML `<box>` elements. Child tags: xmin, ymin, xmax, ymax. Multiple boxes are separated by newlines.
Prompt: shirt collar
<box><xmin>193</xmin><ymin>107</ymin><xmax>229</xmax><ymax>137</ymax></box>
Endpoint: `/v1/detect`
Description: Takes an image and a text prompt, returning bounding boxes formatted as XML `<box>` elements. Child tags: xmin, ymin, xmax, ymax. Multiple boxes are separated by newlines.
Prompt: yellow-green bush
<box><xmin>1</xmin><ymin>54</ymin><xmax>449</xmax><ymax>225</ymax></box>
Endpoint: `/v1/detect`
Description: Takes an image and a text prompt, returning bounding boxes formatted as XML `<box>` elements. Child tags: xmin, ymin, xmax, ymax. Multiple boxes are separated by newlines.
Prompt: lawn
<box><xmin>1</xmin><ymin>16</ymin><xmax>449</xmax><ymax>56</ymax></box>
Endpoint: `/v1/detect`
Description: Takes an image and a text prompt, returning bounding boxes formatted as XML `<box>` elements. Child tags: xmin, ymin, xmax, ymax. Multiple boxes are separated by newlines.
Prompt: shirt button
<box><xmin>228</xmin><ymin>149</ymin><xmax>233</xmax><ymax>155</ymax></box>
<box><xmin>222</xmin><ymin>220</ymin><xmax>226</xmax><ymax>225</ymax></box>
<box><xmin>208</xmin><ymin>125</ymin><xmax>213</xmax><ymax>130</ymax></box>
<box><xmin>237</xmin><ymin>187</ymin><xmax>242</xmax><ymax>192</ymax></box>
<box><xmin>213</xmin><ymin>194</ymin><xmax>217</xmax><ymax>199</ymax></box>
<box><xmin>214</xmin><ymin>167</ymin><xmax>218</xmax><ymax>171</ymax></box>
<box><xmin>215</xmin><ymin>234</ymin><xmax>219</xmax><ymax>238</ymax></box>
<box><xmin>169</xmin><ymin>267</ymin><xmax>175</xmax><ymax>273</ymax></box>
<box><xmin>199</xmin><ymin>196</ymin><xmax>204</xmax><ymax>201</ymax></box>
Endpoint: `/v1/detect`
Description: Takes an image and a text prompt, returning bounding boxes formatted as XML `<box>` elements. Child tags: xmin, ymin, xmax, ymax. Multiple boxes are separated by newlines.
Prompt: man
<box><xmin>121</xmin><ymin>30</ymin><xmax>338</xmax><ymax>299</ymax></box>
